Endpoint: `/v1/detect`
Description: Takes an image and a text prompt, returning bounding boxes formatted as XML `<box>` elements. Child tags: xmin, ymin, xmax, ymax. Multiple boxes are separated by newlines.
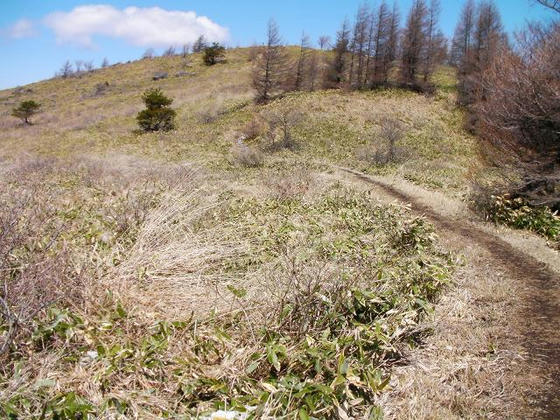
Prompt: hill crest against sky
<box><xmin>1</xmin><ymin>0</ymin><xmax>557</xmax><ymax>89</ymax></box>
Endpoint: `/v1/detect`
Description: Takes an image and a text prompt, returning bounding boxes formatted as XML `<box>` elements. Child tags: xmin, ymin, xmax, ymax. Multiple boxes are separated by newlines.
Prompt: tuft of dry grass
<box><xmin>230</xmin><ymin>141</ymin><xmax>264</xmax><ymax>168</ymax></box>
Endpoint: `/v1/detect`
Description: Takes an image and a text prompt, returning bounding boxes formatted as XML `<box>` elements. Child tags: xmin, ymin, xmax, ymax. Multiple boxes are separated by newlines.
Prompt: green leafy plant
<box><xmin>487</xmin><ymin>194</ymin><xmax>560</xmax><ymax>241</ymax></box>
<box><xmin>11</xmin><ymin>100</ymin><xmax>41</xmax><ymax>125</ymax></box>
<box><xmin>136</xmin><ymin>88</ymin><xmax>176</xmax><ymax>132</ymax></box>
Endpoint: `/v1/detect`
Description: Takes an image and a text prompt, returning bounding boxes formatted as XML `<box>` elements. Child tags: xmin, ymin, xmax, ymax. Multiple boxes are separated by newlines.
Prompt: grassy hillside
<box><xmin>0</xmin><ymin>49</ymin><xmax>471</xmax><ymax>418</ymax></box>
<box><xmin>0</xmin><ymin>49</ymin><xmax>479</xmax><ymax>192</ymax></box>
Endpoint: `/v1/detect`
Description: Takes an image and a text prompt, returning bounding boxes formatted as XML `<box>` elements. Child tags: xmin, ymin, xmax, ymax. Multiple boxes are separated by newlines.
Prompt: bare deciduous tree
<box><xmin>473</xmin><ymin>1</ymin><xmax>506</xmax><ymax>74</ymax></box>
<box><xmin>101</xmin><ymin>57</ymin><xmax>109</xmax><ymax>68</ymax></box>
<box><xmin>193</xmin><ymin>35</ymin><xmax>208</xmax><ymax>53</ymax></box>
<box><xmin>451</xmin><ymin>0</ymin><xmax>476</xmax><ymax>67</ymax></box>
<box><xmin>163</xmin><ymin>46</ymin><xmax>176</xmax><ymax>57</ymax></box>
<box><xmin>58</xmin><ymin>60</ymin><xmax>73</xmax><ymax>78</ymax></box>
<box><xmin>382</xmin><ymin>2</ymin><xmax>401</xmax><ymax>83</ymax></box>
<box><xmin>84</xmin><ymin>61</ymin><xmax>94</xmax><ymax>72</ymax></box>
<box><xmin>400</xmin><ymin>0</ymin><xmax>428</xmax><ymax>86</ymax></box>
<box><xmin>457</xmin><ymin>0</ymin><xmax>507</xmax><ymax>106</ymax></box>
<box><xmin>369</xmin><ymin>1</ymin><xmax>390</xmax><ymax>85</ymax></box>
<box><xmin>535</xmin><ymin>0</ymin><xmax>560</xmax><ymax>12</ymax></box>
<box><xmin>326</xmin><ymin>19</ymin><xmax>351</xmax><ymax>87</ymax></box>
<box><xmin>475</xmin><ymin>22</ymin><xmax>560</xmax><ymax>209</ymax></box>
<box><xmin>252</xmin><ymin>19</ymin><xmax>289</xmax><ymax>103</ymax></box>
<box><xmin>379</xmin><ymin>117</ymin><xmax>405</xmax><ymax>163</ymax></box>
<box><xmin>318</xmin><ymin>35</ymin><xmax>331</xmax><ymax>49</ymax></box>
<box><xmin>363</xmin><ymin>3</ymin><xmax>378</xmax><ymax>86</ymax></box>
<box><xmin>294</xmin><ymin>32</ymin><xmax>311</xmax><ymax>91</ymax></box>
<box><xmin>349</xmin><ymin>3</ymin><xmax>371</xmax><ymax>88</ymax></box>
<box><xmin>264</xmin><ymin>108</ymin><xmax>304</xmax><ymax>150</ymax></box>
<box><xmin>421</xmin><ymin>0</ymin><xmax>442</xmax><ymax>82</ymax></box>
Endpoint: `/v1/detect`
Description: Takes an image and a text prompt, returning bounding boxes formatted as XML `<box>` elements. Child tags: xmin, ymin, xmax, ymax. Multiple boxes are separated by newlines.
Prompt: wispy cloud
<box><xmin>43</xmin><ymin>5</ymin><xmax>229</xmax><ymax>48</ymax></box>
<box><xmin>5</xmin><ymin>19</ymin><xmax>35</xmax><ymax>39</ymax></box>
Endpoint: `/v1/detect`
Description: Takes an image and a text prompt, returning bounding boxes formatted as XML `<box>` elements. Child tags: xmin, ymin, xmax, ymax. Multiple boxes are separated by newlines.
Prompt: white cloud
<box><xmin>7</xmin><ymin>19</ymin><xmax>35</xmax><ymax>39</ymax></box>
<box><xmin>44</xmin><ymin>5</ymin><xmax>229</xmax><ymax>48</ymax></box>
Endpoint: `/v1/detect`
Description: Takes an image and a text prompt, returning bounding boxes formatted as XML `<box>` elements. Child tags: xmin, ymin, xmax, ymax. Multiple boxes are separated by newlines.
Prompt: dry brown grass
<box><xmin>263</xmin><ymin>167</ymin><xmax>316</xmax><ymax>200</ymax></box>
<box><xmin>380</xmin><ymin>248</ymin><xmax>523</xmax><ymax>418</ymax></box>
<box><xmin>230</xmin><ymin>142</ymin><xmax>264</xmax><ymax>168</ymax></box>
<box><xmin>110</xmin><ymin>182</ymin><xmax>245</xmax><ymax>321</ymax></box>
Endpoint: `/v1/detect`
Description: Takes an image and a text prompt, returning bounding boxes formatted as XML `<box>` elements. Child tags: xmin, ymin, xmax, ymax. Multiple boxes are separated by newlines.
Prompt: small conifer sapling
<box><xmin>136</xmin><ymin>89</ymin><xmax>176</xmax><ymax>132</ymax></box>
<box><xmin>11</xmin><ymin>100</ymin><xmax>41</xmax><ymax>125</ymax></box>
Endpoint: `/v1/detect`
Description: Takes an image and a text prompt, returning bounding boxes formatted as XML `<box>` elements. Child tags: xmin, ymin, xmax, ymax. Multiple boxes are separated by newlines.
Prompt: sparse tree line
<box><xmin>450</xmin><ymin>0</ymin><xmax>509</xmax><ymax>106</ymax></box>
<box><xmin>55</xmin><ymin>58</ymin><xmax>110</xmax><ymax>78</ymax></box>
<box><xmin>141</xmin><ymin>36</ymin><xmax>226</xmax><ymax>66</ymax></box>
<box><xmin>251</xmin><ymin>0</ymin><xmax>448</xmax><ymax>103</ymax></box>
<box><xmin>130</xmin><ymin>0</ymin><xmax>558</xmax><ymax>209</ymax></box>
<box><xmin>54</xmin><ymin>35</ymin><xmax>227</xmax><ymax>80</ymax></box>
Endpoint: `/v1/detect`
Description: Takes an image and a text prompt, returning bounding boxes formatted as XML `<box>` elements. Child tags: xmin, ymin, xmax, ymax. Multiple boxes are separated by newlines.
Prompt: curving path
<box><xmin>338</xmin><ymin>166</ymin><xmax>560</xmax><ymax>419</ymax></box>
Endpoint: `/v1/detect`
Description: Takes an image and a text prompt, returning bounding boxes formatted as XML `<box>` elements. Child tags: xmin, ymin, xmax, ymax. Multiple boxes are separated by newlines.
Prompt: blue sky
<box><xmin>0</xmin><ymin>0</ymin><xmax>557</xmax><ymax>89</ymax></box>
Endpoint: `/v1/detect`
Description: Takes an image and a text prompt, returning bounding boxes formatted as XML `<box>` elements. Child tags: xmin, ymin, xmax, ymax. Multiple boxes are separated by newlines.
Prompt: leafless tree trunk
<box><xmin>58</xmin><ymin>60</ymin><xmax>73</xmax><ymax>78</ymax></box>
<box><xmin>252</xmin><ymin>19</ymin><xmax>289</xmax><ymax>103</ymax></box>
<box><xmin>457</xmin><ymin>0</ymin><xmax>507</xmax><ymax>106</ymax></box>
<box><xmin>326</xmin><ymin>19</ymin><xmax>351</xmax><ymax>88</ymax></box>
<box><xmin>474</xmin><ymin>1</ymin><xmax>506</xmax><ymax>74</ymax></box>
<box><xmin>451</xmin><ymin>0</ymin><xmax>475</xmax><ymax>67</ymax></box>
<box><xmin>400</xmin><ymin>0</ymin><xmax>428</xmax><ymax>86</ymax></box>
<box><xmin>351</xmin><ymin>3</ymin><xmax>372</xmax><ymax>89</ymax></box>
<box><xmin>294</xmin><ymin>32</ymin><xmax>311</xmax><ymax>91</ymax></box>
<box><xmin>370</xmin><ymin>2</ymin><xmax>390</xmax><ymax>85</ymax></box>
<box><xmin>75</xmin><ymin>60</ymin><xmax>84</xmax><ymax>73</ymax></box>
<box><xmin>318</xmin><ymin>35</ymin><xmax>331</xmax><ymax>49</ymax></box>
<box><xmin>382</xmin><ymin>2</ymin><xmax>401</xmax><ymax>84</ymax></box>
<box><xmin>163</xmin><ymin>46</ymin><xmax>176</xmax><ymax>57</ymax></box>
<box><xmin>422</xmin><ymin>0</ymin><xmax>441</xmax><ymax>82</ymax></box>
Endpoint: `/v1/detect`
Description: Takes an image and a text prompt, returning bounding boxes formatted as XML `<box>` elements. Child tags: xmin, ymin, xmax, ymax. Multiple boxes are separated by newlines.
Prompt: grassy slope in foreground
<box><xmin>0</xmin><ymin>49</ymin><xmax>458</xmax><ymax>418</ymax></box>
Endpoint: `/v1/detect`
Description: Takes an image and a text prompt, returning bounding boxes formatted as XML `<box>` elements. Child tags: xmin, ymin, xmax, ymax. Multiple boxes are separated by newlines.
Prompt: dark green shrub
<box><xmin>11</xmin><ymin>100</ymin><xmax>41</xmax><ymax>125</ymax></box>
<box><xmin>203</xmin><ymin>43</ymin><xmax>226</xmax><ymax>66</ymax></box>
<box><xmin>136</xmin><ymin>88</ymin><xmax>176</xmax><ymax>132</ymax></box>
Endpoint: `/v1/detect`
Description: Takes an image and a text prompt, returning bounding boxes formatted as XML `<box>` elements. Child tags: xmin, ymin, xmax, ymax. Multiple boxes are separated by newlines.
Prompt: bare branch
<box><xmin>535</xmin><ymin>0</ymin><xmax>560</xmax><ymax>13</ymax></box>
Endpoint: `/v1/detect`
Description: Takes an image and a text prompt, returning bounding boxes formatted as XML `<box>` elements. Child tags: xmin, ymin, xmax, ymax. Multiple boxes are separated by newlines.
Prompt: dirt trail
<box><xmin>338</xmin><ymin>167</ymin><xmax>560</xmax><ymax>419</ymax></box>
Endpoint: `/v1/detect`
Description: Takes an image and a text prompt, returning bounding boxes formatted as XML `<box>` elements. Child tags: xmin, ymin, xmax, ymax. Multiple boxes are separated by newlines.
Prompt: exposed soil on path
<box><xmin>338</xmin><ymin>167</ymin><xmax>560</xmax><ymax>419</ymax></box>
